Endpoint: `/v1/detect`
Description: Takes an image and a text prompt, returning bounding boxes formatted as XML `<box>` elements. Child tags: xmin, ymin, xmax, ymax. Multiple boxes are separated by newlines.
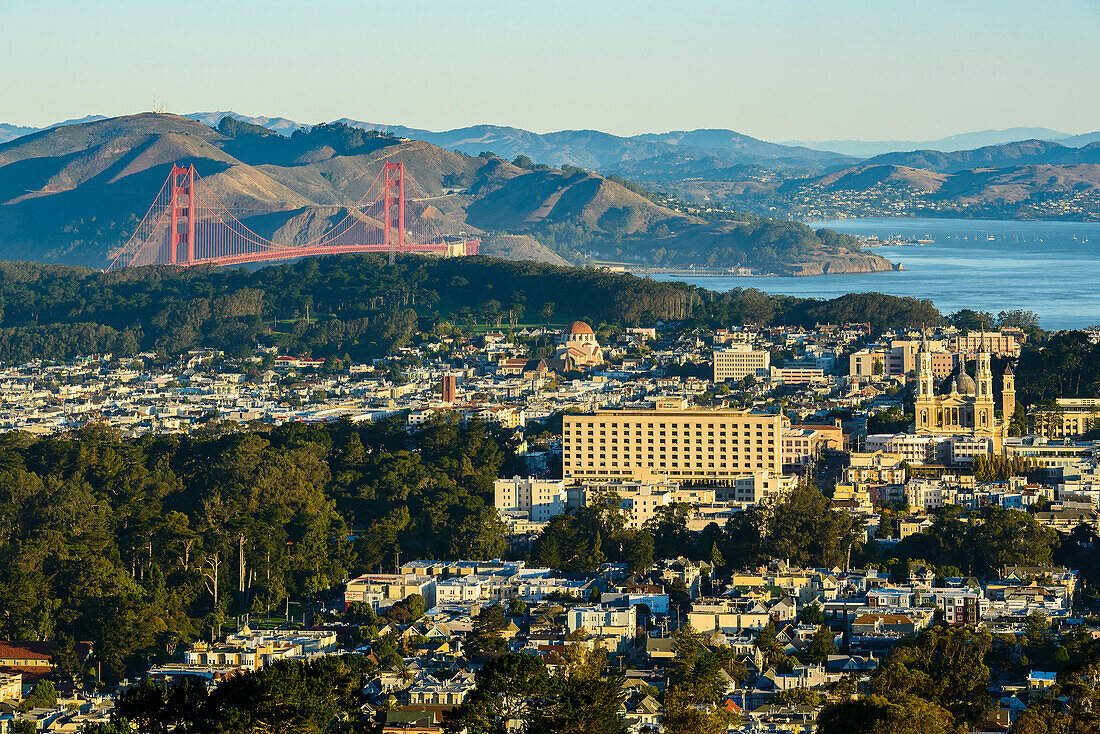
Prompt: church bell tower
<box><xmin>1002</xmin><ymin>363</ymin><xmax>1016</xmax><ymax>422</ymax></box>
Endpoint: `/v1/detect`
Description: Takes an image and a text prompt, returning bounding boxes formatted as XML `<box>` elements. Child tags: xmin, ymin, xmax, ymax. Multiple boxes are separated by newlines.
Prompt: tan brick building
<box><xmin>563</xmin><ymin>406</ymin><xmax>784</xmax><ymax>482</ymax></box>
<box><xmin>713</xmin><ymin>344</ymin><xmax>770</xmax><ymax>382</ymax></box>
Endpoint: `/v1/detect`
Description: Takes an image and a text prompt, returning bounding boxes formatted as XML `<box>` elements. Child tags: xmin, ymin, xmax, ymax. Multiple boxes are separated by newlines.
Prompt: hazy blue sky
<box><xmin>2</xmin><ymin>0</ymin><xmax>1097</xmax><ymax>141</ymax></box>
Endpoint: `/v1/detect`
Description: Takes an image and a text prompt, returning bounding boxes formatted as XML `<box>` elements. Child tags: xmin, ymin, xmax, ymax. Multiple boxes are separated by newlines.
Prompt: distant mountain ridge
<box><xmin>0</xmin><ymin>115</ymin><xmax>109</xmax><ymax>144</ymax></box>
<box><xmin>0</xmin><ymin>123</ymin><xmax>37</xmax><ymax>145</ymax></box>
<box><xmin>320</xmin><ymin>120</ymin><xmax>851</xmax><ymax>171</ymax></box>
<box><xmin>143</xmin><ymin>113</ymin><xmax>850</xmax><ymax>171</ymax></box>
<box><xmin>5</xmin><ymin>112</ymin><xmax>1097</xmax><ymax>169</ymax></box>
<box><xmin>862</xmin><ymin>139</ymin><xmax>1100</xmax><ymax>173</ymax></box>
<box><xmin>4</xmin><ymin>112</ymin><xmax>1097</xmax><ymax>224</ymax></box>
<box><xmin>783</xmin><ymin>127</ymin><xmax>1078</xmax><ymax>156</ymax></box>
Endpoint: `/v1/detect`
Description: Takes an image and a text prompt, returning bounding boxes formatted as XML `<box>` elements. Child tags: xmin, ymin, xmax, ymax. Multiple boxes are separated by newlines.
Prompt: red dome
<box><xmin>563</xmin><ymin>321</ymin><xmax>594</xmax><ymax>336</ymax></box>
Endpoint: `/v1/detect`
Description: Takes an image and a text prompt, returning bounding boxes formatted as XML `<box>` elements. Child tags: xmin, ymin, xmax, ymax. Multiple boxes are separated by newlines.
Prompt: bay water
<box><xmin>650</xmin><ymin>218</ymin><xmax>1100</xmax><ymax>330</ymax></box>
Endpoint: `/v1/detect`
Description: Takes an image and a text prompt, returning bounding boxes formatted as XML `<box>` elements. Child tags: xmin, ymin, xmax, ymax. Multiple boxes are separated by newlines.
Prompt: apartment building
<box><xmin>1036</xmin><ymin>398</ymin><xmax>1100</xmax><ymax>439</ymax></box>
<box><xmin>791</xmin><ymin>419</ymin><xmax>845</xmax><ymax>451</ymax></box>
<box><xmin>1004</xmin><ymin>437</ymin><xmax>1098</xmax><ymax>471</ymax></box>
<box><xmin>950</xmin><ymin>436</ymin><xmax>995</xmax><ymax>464</ymax></box>
<box><xmin>705</xmin><ymin>472</ymin><xmax>797</xmax><ymax>505</ymax></box>
<box><xmin>865</xmin><ymin>433</ymin><xmax>949</xmax><ymax>465</ymax></box>
<box><xmin>436</xmin><ymin>576</ymin><xmax>488</xmax><ymax>604</ymax></box>
<box><xmin>493</xmin><ymin>477</ymin><xmax>566</xmax><ymax>524</ymax></box>
<box><xmin>687</xmin><ymin>598</ymin><xmax>770</xmax><ymax>633</ymax></box>
<box><xmin>713</xmin><ymin>344</ymin><xmax>770</xmax><ymax>382</ymax></box>
<box><xmin>782</xmin><ymin>428</ymin><xmax>822</xmax><ymax>467</ymax></box>
<box><xmin>575</xmin><ymin>481</ymin><xmax>675</xmax><ymax>529</ymax></box>
<box><xmin>906</xmin><ymin>479</ymin><xmax>952</xmax><ymax>511</ymax></box>
<box><xmin>0</xmin><ymin>672</ymin><xmax>20</xmax><ymax>700</ymax></box>
<box><xmin>848</xmin><ymin>349</ymin><xmax>886</xmax><ymax>378</ymax></box>
<box><xmin>850</xmin><ymin>341</ymin><xmax>952</xmax><ymax>378</ymax></box>
<box><xmin>566</xmin><ymin>606</ymin><xmax>637</xmax><ymax>651</ymax></box>
<box><xmin>954</xmin><ymin>331</ymin><xmax>1022</xmax><ymax>357</ymax></box>
<box><xmin>407</xmin><ymin>672</ymin><xmax>477</xmax><ymax>707</ymax></box>
<box><xmin>885</xmin><ymin>339</ymin><xmax>952</xmax><ymax>376</ymax></box>
<box><xmin>344</xmin><ymin>574</ymin><xmax>437</xmax><ymax>611</ymax></box>
<box><xmin>925</xmin><ymin>590</ymin><xmax>988</xmax><ymax>626</ymax></box>
<box><xmin>769</xmin><ymin>366</ymin><xmax>826</xmax><ymax>385</ymax></box>
<box><xmin>563</xmin><ymin>406</ymin><xmax>785</xmax><ymax>482</ymax></box>
<box><xmin>845</xmin><ymin>451</ymin><xmax>906</xmax><ymax>484</ymax></box>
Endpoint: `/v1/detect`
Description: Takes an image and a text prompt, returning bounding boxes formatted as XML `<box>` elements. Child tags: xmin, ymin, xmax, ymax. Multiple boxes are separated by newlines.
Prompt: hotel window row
<box><xmin>563</xmin><ymin>408</ymin><xmax>783</xmax><ymax>481</ymax></box>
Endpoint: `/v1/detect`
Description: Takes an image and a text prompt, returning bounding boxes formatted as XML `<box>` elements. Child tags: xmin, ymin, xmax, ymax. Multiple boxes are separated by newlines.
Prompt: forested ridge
<box><xmin>0</xmin><ymin>254</ymin><xmax>945</xmax><ymax>362</ymax></box>
<box><xmin>0</xmin><ymin>415</ymin><xmax>515</xmax><ymax>683</ymax></box>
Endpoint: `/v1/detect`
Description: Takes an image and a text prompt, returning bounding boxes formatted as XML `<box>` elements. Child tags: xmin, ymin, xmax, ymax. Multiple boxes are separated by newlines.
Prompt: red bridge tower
<box><xmin>383</xmin><ymin>161</ymin><xmax>405</xmax><ymax>263</ymax></box>
<box><xmin>168</xmin><ymin>164</ymin><xmax>196</xmax><ymax>265</ymax></box>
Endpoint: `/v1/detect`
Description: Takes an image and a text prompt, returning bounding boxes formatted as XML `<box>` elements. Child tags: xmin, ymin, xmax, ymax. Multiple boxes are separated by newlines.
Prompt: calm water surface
<box><xmin>650</xmin><ymin>218</ymin><xmax>1100</xmax><ymax>330</ymax></box>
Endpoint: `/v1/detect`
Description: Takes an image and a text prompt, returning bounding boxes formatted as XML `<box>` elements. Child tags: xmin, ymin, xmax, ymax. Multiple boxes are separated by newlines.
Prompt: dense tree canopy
<box><xmin>723</xmin><ymin>484</ymin><xmax>867</xmax><ymax>569</ymax></box>
<box><xmin>889</xmin><ymin>506</ymin><xmax>1060</xmax><ymax>579</ymax></box>
<box><xmin>0</xmin><ymin>415</ymin><xmax>514</xmax><ymax>683</ymax></box>
<box><xmin>108</xmin><ymin>655</ymin><xmax>375</xmax><ymax>734</ymax></box>
<box><xmin>661</xmin><ymin>624</ymin><xmax>742</xmax><ymax>734</ymax></box>
<box><xmin>531</xmin><ymin>487</ymin><xmax>653</xmax><ymax>573</ymax></box>
<box><xmin>818</xmin><ymin>626</ymin><xmax>991</xmax><ymax>734</ymax></box>
<box><xmin>1014</xmin><ymin>330</ymin><xmax>1100</xmax><ymax>404</ymax></box>
<box><xmin>443</xmin><ymin>649</ymin><xmax>626</xmax><ymax>734</ymax></box>
<box><xmin>0</xmin><ymin>255</ymin><xmax>951</xmax><ymax>362</ymax></box>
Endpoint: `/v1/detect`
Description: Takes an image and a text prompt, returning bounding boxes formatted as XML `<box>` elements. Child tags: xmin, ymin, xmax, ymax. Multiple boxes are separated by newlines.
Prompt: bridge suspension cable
<box><xmin>106</xmin><ymin>162</ymin><xmax>479</xmax><ymax>271</ymax></box>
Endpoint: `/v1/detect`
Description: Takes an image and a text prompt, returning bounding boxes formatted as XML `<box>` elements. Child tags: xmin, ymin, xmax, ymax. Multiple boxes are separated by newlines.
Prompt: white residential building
<box><xmin>865</xmin><ymin>433</ymin><xmax>949</xmax><ymax>465</ymax></box>
<box><xmin>344</xmin><ymin>574</ymin><xmax>437</xmax><ymax>610</ymax></box>
<box><xmin>905</xmin><ymin>479</ymin><xmax>952</xmax><ymax>511</ymax></box>
<box><xmin>567</xmin><ymin>605</ymin><xmax>637</xmax><ymax>651</ymax></box>
<box><xmin>713</xmin><ymin>472</ymin><xmax>799</xmax><ymax>505</ymax></box>
<box><xmin>782</xmin><ymin>428</ymin><xmax>821</xmax><ymax>467</ymax></box>
<box><xmin>494</xmin><ymin>477</ymin><xmax>567</xmax><ymax>524</ymax></box>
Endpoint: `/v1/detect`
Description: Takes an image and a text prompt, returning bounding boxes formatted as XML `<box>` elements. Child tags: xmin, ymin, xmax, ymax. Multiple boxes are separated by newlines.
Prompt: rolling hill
<box><xmin>0</xmin><ymin>123</ymin><xmax>38</xmax><ymax>145</ymax></box>
<box><xmin>660</xmin><ymin>135</ymin><xmax>1100</xmax><ymax>220</ymax></box>
<box><xmin>786</xmin><ymin>165</ymin><xmax>949</xmax><ymax>193</ymax></box>
<box><xmin>787</xmin><ymin>161</ymin><xmax>1100</xmax><ymax>202</ymax></box>
<box><xmin>0</xmin><ymin>113</ymin><xmax>891</xmax><ymax>274</ymax></box>
<box><xmin>861</xmin><ymin>139</ymin><xmax>1100</xmax><ymax>173</ymax></box>
<box><xmin>759</xmin><ymin>158</ymin><xmax>1100</xmax><ymax>220</ymax></box>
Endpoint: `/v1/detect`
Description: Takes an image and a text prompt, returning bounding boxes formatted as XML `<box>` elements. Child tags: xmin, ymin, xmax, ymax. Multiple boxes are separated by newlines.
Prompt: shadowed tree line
<box><xmin>0</xmin><ymin>254</ymin><xmax>949</xmax><ymax>363</ymax></box>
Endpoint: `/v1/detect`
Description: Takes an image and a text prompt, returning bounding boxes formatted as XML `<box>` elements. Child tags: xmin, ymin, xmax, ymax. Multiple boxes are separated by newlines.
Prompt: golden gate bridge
<box><xmin>106</xmin><ymin>161</ymin><xmax>479</xmax><ymax>270</ymax></box>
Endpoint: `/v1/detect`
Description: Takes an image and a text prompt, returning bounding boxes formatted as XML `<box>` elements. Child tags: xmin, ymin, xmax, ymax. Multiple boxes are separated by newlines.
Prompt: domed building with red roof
<box><xmin>550</xmin><ymin>321</ymin><xmax>603</xmax><ymax>371</ymax></box>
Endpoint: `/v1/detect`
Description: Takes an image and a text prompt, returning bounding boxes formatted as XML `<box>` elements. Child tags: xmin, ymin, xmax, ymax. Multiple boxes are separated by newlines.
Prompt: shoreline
<box><xmin>630</xmin><ymin>268</ymin><xmax>901</xmax><ymax>278</ymax></box>
<box><xmin>804</xmin><ymin>215</ymin><xmax>1100</xmax><ymax>226</ymax></box>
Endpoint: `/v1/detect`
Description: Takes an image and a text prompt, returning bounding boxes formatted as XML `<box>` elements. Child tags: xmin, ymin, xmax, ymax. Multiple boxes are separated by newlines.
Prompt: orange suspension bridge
<box><xmin>106</xmin><ymin>162</ymin><xmax>479</xmax><ymax>270</ymax></box>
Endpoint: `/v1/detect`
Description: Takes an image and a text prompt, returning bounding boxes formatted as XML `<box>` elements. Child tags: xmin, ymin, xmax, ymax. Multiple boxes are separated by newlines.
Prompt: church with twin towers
<box><xmin>914</xmin><ymin>333</ymin><xmax>1015</xmax><ymax>456</ymax></box>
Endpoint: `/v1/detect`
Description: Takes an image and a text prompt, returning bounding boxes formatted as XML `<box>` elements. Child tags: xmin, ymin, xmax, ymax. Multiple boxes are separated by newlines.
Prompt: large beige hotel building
<box><xmin>563</xmin><ymin>402</ymin><xmax>784</xmax><ymax>482</ymax></box>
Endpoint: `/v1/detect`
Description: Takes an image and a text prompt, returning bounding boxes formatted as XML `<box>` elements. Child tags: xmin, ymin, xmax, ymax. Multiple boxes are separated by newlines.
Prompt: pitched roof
<box><xmin>0</xmin><ymin>642</ymin><xmax>56</xmax><ymax>661</ymax></box>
